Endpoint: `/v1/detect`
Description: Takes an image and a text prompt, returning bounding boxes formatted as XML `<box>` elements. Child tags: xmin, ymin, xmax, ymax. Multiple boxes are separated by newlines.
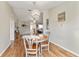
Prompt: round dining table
<box><xmin>22</xmin><ymin>35</ymin><xmax>47</xmax><ymax>43</ymax></box>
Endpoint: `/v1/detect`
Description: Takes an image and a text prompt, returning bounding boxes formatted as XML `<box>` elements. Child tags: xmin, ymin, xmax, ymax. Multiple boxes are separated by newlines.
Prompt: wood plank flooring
<box><xmin>1</xmin><ymin>41</ymin><xmax>77</xmax><ymax>57</ymax></box>
<box><xmin>1</xmin><ymin>39</ymin><xmax>25</xmax><ymax>57</ymax></box>
<box><xmin>1</xmin><ymin>32</ymin><xmax>78</xmax><ymax>57</ymax></box>
<box><xmin>1</xmin><ymin>32</ymin><xmax>25</xmax><ymax>57</ymax></box>
<box><xmin>42</xmin><ymin>42</ymin><xmax>77</xmax><ymax>57</ymax></box>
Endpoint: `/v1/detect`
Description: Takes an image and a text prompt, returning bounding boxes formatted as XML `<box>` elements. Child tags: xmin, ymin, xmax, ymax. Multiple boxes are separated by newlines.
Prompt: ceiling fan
<box><xmin>27</xmin><ymin>2</ymin><xmax>37</xmax><ymax>12</ymax></box>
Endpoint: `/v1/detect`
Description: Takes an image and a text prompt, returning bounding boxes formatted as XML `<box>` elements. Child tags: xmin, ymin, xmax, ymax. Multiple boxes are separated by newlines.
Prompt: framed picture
<box><xmin>46</xmin><ymin>19</ymin><xmax>49</xmax><ymax>30</ymax></box>
<box><xmin>58</xmin><ymin>12</ymin><xmax>65</xmax><ymax>22</ymax></box>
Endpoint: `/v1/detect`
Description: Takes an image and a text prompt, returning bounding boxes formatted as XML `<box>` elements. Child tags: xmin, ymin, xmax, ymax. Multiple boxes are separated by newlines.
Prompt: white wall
<box><xmin>43</xmin><ymin>10</ymin><xmax>49</xmax><ymax>34</ymax></box>
<box><xmin>49</xmin><ymin>2</ymin><xmax>79</xmax><ymax>54</ymax></box>
<box><xmin>17</xmin><ymin>20</ymin><xmax>30</xmax><ymax>35</ymax></box>
<box><xmin>0</xmin><ymin>2</ymin><xmax>15</xmax><ymax>53</ymax></box>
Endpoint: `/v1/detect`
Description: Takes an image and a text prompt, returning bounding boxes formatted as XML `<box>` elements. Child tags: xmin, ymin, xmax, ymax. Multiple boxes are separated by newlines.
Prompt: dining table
<box><xmin>22</xmin><ymin>35</ymin><xmax>47</xmax><ymax>43</ymax></box>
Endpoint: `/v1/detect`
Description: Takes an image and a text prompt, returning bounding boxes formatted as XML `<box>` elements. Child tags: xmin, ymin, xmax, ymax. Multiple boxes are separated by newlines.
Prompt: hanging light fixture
<box><xmin>31</xmin><ymin>2</ymin><xmax>40</xmax><ymax>21</ymax></box>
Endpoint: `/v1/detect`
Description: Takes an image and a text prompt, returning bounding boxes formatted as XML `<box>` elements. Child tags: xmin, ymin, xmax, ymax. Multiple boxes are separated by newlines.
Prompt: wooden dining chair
<box><xmin>40</xmin><ymin>35</ymin><xmax>49</xmax><ymax>56</ymax></box>
<box><xmin>23</xmin><ymin>38</ymin><xmax>40</xmax><ymax>57</ymax></box>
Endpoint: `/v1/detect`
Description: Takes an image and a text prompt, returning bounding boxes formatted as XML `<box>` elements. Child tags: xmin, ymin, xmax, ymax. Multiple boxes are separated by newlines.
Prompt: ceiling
<box><xmin>8</xmin><ymin>1</ymin><xmax>64</xmax><ymax>23</ymax></box>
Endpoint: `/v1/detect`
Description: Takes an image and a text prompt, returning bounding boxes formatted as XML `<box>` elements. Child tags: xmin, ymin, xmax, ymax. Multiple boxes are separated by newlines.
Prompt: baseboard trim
<box><xmin>50</xmin><ymin>41</ymin><xmax>79</xmax><ymax>56</ymax></box>
<box><xmin>0</xmin><ymin>40</ymin><xmax>12</xmax><ymax>56</ymax></box>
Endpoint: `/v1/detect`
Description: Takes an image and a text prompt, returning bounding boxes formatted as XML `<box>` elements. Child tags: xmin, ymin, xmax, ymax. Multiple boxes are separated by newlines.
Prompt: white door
<box><xmin>10</xmin><ymin>19</ymin><xmax>15</xmax><ymax>41</ymax></box>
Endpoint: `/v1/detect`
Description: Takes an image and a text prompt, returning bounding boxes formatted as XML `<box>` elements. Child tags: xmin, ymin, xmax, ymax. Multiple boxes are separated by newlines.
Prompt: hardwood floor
<box><xmin>1</xmin><ymin>39</ymin><xmax>25</xmax><ymax>57</ymax></box>
<box><xmin>1</xmin><ymin>32</ymin><xmax>25</xmax><ymax>57</ymax></box>
<box><xmin>1</xmin><ymin>32</ymin><xmax>78</xmax><ymax>57</ymax></box>
<box><xmin>42</xmin><ymin>42</ymin><xmax>77</xmax><ymax>57</ymax></box>
<box><xmin>1</xmin><ymin>41</ymin><xmax>77</xmax><ymax>57</ymax></box>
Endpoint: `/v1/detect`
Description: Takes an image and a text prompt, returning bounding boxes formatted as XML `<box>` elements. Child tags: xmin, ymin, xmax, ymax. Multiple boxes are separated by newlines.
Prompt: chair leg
<box><xmin>48</xmin><ymin>43</ymin><xmax>49</xmax><ymax>54</ymax></box>
<box><xmin>36</xmin><ymin>52</ymin><xmax>37</xmax><ymax>57</ymax></box>
<box><xmin>41</xmin><ymin>46</ymin><xmax>42</xmax><ymax>56</ymax></box>
<box><xmin>26</xmin><ymin>52</ymin><xmax>27</xmax><ymax>57</ymax></box>
<box><xmin>39</xmin><ymin>48</ymin><xmax>40</xmax><ymax>56</ymax></box>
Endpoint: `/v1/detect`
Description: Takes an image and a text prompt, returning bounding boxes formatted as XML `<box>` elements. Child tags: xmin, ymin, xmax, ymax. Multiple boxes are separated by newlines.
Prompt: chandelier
<box><xmin>31</xmin><ymin>2</ymin><xmax>40</xmax><ymax>21</ymax></box>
